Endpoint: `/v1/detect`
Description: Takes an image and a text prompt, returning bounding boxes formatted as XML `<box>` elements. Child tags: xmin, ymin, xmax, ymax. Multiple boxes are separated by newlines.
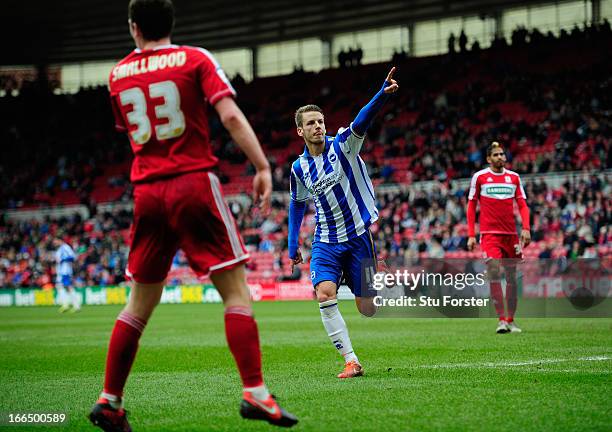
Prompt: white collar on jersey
<box><xmin>133</xmin><ymin>44</ymin><xmax>179</xmax><ymax>54</ymax></box>
<box><xmin>301</xmin><ymin>137</ymin><xmax>332</xmax><ymax>159</ymax></box>
<box><xmin>487</xmin><ymin>167</ymin><xmax>506</xmax><ymax>175</ymax></box>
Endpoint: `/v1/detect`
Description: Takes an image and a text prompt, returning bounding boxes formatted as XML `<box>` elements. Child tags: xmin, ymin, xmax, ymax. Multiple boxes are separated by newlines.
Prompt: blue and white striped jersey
<box><xmin>55</xmin><ymin>243</ymin><xmax>75</xmax><ymax>278</ymax></box>
<box><xmin>290</xmin><ymin>124</ymin><xmax>378</xmax><ymax>243</ymax></box>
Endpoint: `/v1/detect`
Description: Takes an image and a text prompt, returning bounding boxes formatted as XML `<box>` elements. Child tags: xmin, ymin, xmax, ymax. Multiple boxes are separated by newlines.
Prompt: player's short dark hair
<box><xmin>128</xmin><ymin>0</ymin><xmax>175</xmax><ymax>41</ymax></box>
<box><xmin>295</xmin><ymin>105</ymin><xmax>323</xmax><ymax>127</ymax></box>
<box><xmin>487</xmin><ymin>141</ymin><xmax>504</xmax><ymax>157</ymax></box>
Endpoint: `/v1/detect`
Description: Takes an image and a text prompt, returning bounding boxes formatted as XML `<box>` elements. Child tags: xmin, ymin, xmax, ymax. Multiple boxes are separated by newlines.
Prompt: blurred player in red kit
<box><xmin>467</xmin><ymin>142</ymin><xmax>531</xmax><ymax>334</ymax></box>
<box><xmin>89</xmin><ymin>0</ymin><xmax>297</xmax><ymax>430</ymax></box>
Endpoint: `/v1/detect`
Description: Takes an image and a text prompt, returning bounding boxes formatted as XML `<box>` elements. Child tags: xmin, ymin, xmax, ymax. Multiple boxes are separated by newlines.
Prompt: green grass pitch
<box><xmin>0</xmin><ymin>301</ymin><xmax>610</xmax><ymax>431</ymax></box>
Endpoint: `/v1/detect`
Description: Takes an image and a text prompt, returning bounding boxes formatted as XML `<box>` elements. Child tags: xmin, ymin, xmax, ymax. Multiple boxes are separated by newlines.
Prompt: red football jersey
<box><xmin>468</xmin><ymin>168</ymin><xmax>526</xmax><ymax>235</ymax></box>
<box><xmin>109</xmin><ymin>44</ymin><xmax>235</xmax><ymax>183</ymax></box>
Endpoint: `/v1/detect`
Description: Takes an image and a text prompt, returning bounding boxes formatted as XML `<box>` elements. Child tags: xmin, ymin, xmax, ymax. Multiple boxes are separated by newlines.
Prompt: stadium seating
<box><xmin>1</xmin><ymin>24</ymin><xmax>610</xmax><ymax>210</ymax></box>
<box><xmin>0</xmin><ymin>24</ymin><xmax>610</xmax><ymax>288</ymax></box>
<box><xmin>1</xmin><ymin>171</ymin><xmax>609</xmax><ymax>287</ymax></box>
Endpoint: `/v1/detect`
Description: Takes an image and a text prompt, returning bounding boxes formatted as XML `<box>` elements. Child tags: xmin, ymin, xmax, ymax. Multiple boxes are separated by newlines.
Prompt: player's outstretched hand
<box><xmin>384</xmin><ymin>67</ymin><xmax>399</xmax><ymax>94</ymax></box>
<box><xmin>520</xmin><ymin>229</ymin><xmax>531</xmax><ymax>249</ymax></box>
<box><xmin>291</xmin><ymin>249</ymin><xmax>303</xmax><ymax>274</ymax></box>
<box><xmin>252</xmin><ymin>168</ymin><xmax>272</xmax><ymax>215</ymax></box>
<box><xmin>467</xmin><ymin>236</ymin><xmax>477</xmax><ymax>251</ymax></box>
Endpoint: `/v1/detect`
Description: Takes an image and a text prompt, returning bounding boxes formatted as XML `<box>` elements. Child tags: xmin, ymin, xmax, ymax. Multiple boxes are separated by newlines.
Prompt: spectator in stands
<box><xmin>338</xmin><ymin>49</ymin><xmax>347</xmax><ymax>68</ymax></box>
<box><xmin>354</xmin><ymin>45</ymin><xmax>363</xmax><ymax>66</ymax></box>
<box><xmin>459</xmin><ymin>30</ymin><xmax>468</xmax><ymax>52</ymax></box>
<box><xmin>448</xmin><ymin>33</ymin><xmax>456</xmax><ymax>54</ymax></box>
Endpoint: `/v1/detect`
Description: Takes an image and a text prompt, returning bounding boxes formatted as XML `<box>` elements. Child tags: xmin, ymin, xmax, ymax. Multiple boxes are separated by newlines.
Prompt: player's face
<box><xmin>487</xmin><ymin>148</ymin><xmax>506</xmax><ymax>169</ymax></box>
<box><xmin>297</xmin><ymin>111</ymin><xmax>326</xmax><ymax>145</ymax></box>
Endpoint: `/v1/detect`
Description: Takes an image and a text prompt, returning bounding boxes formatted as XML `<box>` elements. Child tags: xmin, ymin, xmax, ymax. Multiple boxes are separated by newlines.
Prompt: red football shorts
<box><xmin>481</xmin><ymin>234</ymin><xmax>523</xmax><ymax>262</ymax></box>
<box><xmin>126</xmin><ymin>171</ymin><xmax>249</xmax><ymax>283</ymax></box>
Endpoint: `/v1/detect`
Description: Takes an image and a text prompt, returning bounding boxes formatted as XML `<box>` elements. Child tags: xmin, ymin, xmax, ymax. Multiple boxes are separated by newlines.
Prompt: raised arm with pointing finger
<box><xmin>287</xmin><ymin>67</ymin><xmax>399</xmax><ymax>376</ymax></box>
<box><xmin>351</xmin><ymin>66</ymin><xmax>399</xmax><ymax>138</ymax></box>
<box><xmin>288</xmin><ymin>67</ymin><xmax>399</xmax><ymax>269</ymax></box>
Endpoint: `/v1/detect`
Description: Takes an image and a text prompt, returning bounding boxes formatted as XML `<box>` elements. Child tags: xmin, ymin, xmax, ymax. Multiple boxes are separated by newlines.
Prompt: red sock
<box><xmin>506</xmin><ymin>283</ymin><xmax>517</xmax><ymax>322</ymax></box>
<box><xmin>490</xmin><ymin>281</ymin><xmax>505</xmax><ymax>320</ymax></box>
<box><xmin>103</xmin><ymin>311</ymin><xmax>147</xmax><ymax>397</ymax></box>
<box><xmin>224</xmin><ymin>306</ymin><xmax>264</xmax><ymax>388</ymax></box>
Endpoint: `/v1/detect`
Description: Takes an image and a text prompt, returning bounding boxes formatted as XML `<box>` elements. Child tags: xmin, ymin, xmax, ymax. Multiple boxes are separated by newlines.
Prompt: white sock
<box><xmin>57</xmin><ymin>286</ymin><xmax>69</xmax><ymax>307</ymax></box>
<box><xmin>100</xmin><ymin>392</ymin><xmax>123</xmax><ymax>409</ymax></box>
<box><xmin>71</xmin><ymin>290</ymin><xmax>81</xmax><ymax>309</ymax></box>
<box><xmin>244</xmin><ymin>384</ymin><xmax>270</xmax><ymax>401</ymax></box>
<box><xmin>319</xmin><ymin>300</ymin><xmax>359</xmax><ymax>364</ymax></box>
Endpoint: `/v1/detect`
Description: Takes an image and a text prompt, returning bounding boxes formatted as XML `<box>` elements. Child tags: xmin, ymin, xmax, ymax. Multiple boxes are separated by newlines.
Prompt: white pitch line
<box><xmin>418</xmin><ymin>356</ymin><xmax>610</xmax><ymax>369</ymax></box>
<box><xmin>579</xmin><ymin>355</ymin><xmax>610</xmax><ymax>361</ymax></box>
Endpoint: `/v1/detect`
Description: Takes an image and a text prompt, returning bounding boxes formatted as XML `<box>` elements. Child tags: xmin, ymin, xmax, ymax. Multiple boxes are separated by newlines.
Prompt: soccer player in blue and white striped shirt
<box><xmin>53</xmin><ymin>237</ymin><xmax>80</xmax><ymax>313</ymax></box>
<box><xmin>288</xmin><ymin>67</ymin><xmax>398</xmax><ymax>378</ymax></box>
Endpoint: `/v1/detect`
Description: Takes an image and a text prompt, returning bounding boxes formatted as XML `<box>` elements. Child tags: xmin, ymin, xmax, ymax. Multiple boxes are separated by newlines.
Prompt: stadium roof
<box><xmin>6</xmin><ymin>0</ymin><xmax>546</xmax><ymax>65</ymax></box>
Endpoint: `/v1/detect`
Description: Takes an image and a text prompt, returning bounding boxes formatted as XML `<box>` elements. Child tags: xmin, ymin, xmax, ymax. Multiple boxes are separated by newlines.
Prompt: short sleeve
<box><xmin>290</xmin><ymin>166</ymin><xmax>309</xmax><ymax>202</ymax></box>
<box><xmin>337</xmin><ymin>124</ymin><xmax>365</xmax><ymax>156</ymax></box>
<box><xmin>60</xmin><ymin>245</ymin><xmax>75</xmax><ymax>261</ymax></box>
<box><xmin>468</xmin><ymin>173</ymin><xmax>480</xmax><ymax>201</ymax></box>
<box><xmin>515</xmin><ymin>175</ymin><xmax>527</xmax><ymax>199</ymax></box>
<box><xmin>193</xmin><ymin>48</ymin><xmax>236</xmax><ymax>105</ymax></box>
<box><xmin>110</xmin><ymin>95</ymin><xmax>127</xmax><ymax>132</ymax></box>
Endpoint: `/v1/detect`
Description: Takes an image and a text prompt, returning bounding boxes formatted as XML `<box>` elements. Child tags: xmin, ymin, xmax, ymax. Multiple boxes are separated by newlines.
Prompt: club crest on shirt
<box><xmin>329</xmin><ymin>153</ymin><xmax>337</xmax><ymax>163</ymax></box>
<box><xmin>505</xmin><ymin>176</ymin><xmax>511</xmax><ymax>183</ymax></box>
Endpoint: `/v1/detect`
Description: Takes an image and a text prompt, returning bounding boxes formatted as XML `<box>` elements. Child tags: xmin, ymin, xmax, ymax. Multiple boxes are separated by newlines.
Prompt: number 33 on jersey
<box><xmin>109</xmin><ymin>45</ymin><xmax>235</xmax><ymax>183</ymax></box>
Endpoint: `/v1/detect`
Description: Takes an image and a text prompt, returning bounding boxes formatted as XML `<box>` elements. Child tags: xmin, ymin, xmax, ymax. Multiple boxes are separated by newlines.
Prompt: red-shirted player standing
<box><xmin>89</xmin><ymin>1</ymin><xmax>297</xmax><ymax>430</ymax></box>
<box><xmin>467</xmin><ymin>142</ymin><xmax>531</xmax><ymax>334</ymax></box>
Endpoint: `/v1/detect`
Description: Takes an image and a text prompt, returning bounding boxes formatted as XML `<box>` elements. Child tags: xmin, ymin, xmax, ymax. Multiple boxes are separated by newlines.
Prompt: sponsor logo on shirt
<box><xmin>310</xmin><ymin>171</ymin><xmax>343</xmax><ymax>196</ymax></box>
<box><xmin>483</xmin><ymin>185</ymin><xmax>515</xmax><ymax>198</ymax></box>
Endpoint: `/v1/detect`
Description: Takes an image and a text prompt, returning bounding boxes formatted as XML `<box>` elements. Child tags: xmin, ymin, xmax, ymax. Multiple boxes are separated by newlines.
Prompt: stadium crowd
<box><xmin>0</xmin><ymin>23</ymin><xmax>610</xmax><ymax>209</ymax></box>
<box><xmin>1</xmin><ymin>172</ymin><xmax>609</xmax><ymax>288</ymax></box>
<box><xmin>1</xmin><ymin>23</ymin><xmax>610</xmax><ymax>287</ymax></box>
<box><xmin>0</xmin><ymin>210</ymin><xmax>131</xmax><ymax>288</ymax></box>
